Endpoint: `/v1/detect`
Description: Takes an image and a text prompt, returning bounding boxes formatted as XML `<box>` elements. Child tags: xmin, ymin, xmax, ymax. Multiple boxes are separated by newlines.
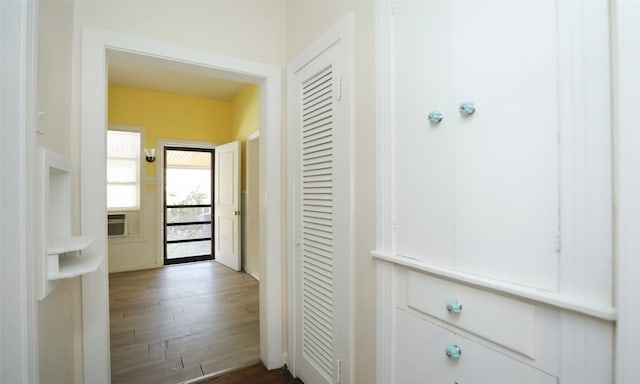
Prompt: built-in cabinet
<box><xmin>374</xmin><ymin>1</ymin><xmax>615</xmax><ymax>382</ymax></box>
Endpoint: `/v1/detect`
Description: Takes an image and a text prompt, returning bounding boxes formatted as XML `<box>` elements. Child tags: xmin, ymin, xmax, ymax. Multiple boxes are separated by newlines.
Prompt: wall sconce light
<box><xmin>144</xmin><ymin>148</ymin><xmax>156</xmax><ymax>163</ymax></box>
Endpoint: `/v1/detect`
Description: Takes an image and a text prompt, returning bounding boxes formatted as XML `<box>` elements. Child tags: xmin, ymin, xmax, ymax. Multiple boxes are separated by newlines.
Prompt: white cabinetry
<box><xmin>374</xmin><ymin>0</ymin><xmax>615</xmax><ymax>382</ymax></box>
<box><xmin>395</xmin><ymin>310</ymin><xmax>558</xmax><ymax>384</ymax></box>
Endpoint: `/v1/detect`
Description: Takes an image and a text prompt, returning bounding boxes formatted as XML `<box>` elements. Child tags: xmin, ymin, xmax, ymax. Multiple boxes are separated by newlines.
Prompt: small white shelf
<box><xmin>48</xmin><ymin>253</ymin><xmax>103</xmax><ymax>280</ymax></box>
<box><xmin>48</xmin><ymin>236</ymin><xmax>95</xmax><ymax>255</ymax></box>
<box><xmin>40</xmin><ymin>148</ymin><xmax>102</xmax><ymax>296</ymax></box>
<box><xmin>47</xmin><ymin>236</ymin><xmax>99</xmax><ymax>280</ymax></box>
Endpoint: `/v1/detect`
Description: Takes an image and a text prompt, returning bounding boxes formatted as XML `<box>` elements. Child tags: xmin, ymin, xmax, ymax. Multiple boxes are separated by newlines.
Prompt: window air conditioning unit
<box><xmin>107</xmin><ymin>214</ymin><xmax>127</xmax><ymax>237</ymax></box>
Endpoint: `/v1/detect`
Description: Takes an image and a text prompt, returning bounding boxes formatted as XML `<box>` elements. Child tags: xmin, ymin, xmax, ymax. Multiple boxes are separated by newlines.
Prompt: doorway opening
<box><xmin>80</xmin><ymin>29</ymin><xmax>283</xmax><ymax>383</ymax></box>
<box><xmin>164</xmin><ymin>147</ymin><xmax>215</xmax><ymax>265</ymax></box>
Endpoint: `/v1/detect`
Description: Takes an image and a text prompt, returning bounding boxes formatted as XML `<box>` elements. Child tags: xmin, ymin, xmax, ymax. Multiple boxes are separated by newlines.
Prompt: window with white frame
<box><xmin>107</xmin><ymin>130</ymin><xmax>141</xmax><ymax>210</ymax></box>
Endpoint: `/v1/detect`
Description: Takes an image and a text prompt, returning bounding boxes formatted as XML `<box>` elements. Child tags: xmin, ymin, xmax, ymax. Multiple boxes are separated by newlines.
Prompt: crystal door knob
<box><xmin>446</xmin><ymin>300</ymin><xmax>462</xmax><ymax>314</ymax></box>
<box><xmin>459</xmin><ymin>101</ymin><xmax>476</xmax><ymax>117</ymax></box>
<box><xmin>445</xmin><ymin>344</ymin><xmax>462</xmax><ymax>360</ymax></box>
<box><xmin>428</xmin><ymin>111</ymin><xmax>443</xmax><ymax>124</ymax></box>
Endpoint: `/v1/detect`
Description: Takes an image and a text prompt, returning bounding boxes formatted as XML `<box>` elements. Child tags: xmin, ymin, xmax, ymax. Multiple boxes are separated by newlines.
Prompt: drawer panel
<box><xmin>407</xmin><ymin>270</ymin><xmax>536</xmax><ymax>357</ymax></box>
<box><xmin>395</xmin><ymin>310</ymin><xmax>557</xmax><ymax>384</ymax></box>
<box><xmin>396</xmin><ymin>309</ymin><xmax>454</xmax><ymax>383</ymax></box>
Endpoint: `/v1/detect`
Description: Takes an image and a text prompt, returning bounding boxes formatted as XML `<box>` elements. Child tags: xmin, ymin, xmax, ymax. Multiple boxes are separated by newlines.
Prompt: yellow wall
<box><xmin>230</xmin><ymin>84</ymin><xmax>260</xmax><ymax>191</ymax></box>
<box><xmin>108</xmin><ymin>84</ymin><xmax>233</xmax><ymax>191</ymax></box>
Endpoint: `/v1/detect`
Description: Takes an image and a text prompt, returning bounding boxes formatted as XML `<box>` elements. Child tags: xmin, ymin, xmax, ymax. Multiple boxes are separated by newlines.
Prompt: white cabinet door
<box><xmin>394</xmin><ymin>1</ymin><xmax>456</xmax><ymax>269</ymax></box>
<box><xmin>450</xmin><ymin>0</ymin><xmax>560</xmax><ymax>290</ymax></box>
<box><xmin>393</xmin><ymin>1</ymin><xmax>570</xmax><ymax>290</ymax></box>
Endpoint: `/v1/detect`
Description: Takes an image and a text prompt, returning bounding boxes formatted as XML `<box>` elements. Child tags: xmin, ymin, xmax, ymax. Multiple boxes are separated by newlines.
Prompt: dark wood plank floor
<box><xmin>109</xmin><ymin>261</ymin><xmax>260</xmax><ymax>384</ymax></box>
<box><xmin>196</xmin><ymin>363</ymin><xmax>303</xmax><ymax>384</ymax></box>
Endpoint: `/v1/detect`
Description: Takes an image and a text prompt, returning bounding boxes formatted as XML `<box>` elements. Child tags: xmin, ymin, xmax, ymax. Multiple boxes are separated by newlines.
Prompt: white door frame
<box><xmin>0</xmin><ymin>0</ymin><xmax>38</xmax><ymax>382</ymax></box>
<box><xmin>614</xmin><ymin>0</ymin><xmax>640</xmax><ymax>381</ymax></box>
<box><xmin>80</xmin><ymin>28</ymin><xmax>283</xmax><ymax>383</ymax></box>
<box><xmin>245</xmin><ymin>132</ymin><xmax>260</xmax><ymax>279</ymax></box>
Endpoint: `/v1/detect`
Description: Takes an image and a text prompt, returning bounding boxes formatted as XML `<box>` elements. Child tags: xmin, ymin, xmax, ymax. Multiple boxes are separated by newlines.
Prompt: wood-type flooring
<box><xmin>109</xmin><ymin>261</ymin><xmax>260</xmax><ymax>384</ymax></box>
<box><xmin>195</xmin><ymin>363</ymin><xmax>303</xmax><ymax>384</ymax></box>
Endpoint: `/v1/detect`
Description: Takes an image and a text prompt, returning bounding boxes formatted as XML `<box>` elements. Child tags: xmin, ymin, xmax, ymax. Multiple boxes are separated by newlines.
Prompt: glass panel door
<box><xmin>164</xmin><ymin>147</ymin><xmax>214</xmax><ymax>264</ymax></box>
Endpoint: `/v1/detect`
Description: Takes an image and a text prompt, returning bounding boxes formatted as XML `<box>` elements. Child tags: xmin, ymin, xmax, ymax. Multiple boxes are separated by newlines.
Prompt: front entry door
<box><xmin>164</xmin><ymin>147</ymin><xmax>214</xmax><ymax>265</ymax></box>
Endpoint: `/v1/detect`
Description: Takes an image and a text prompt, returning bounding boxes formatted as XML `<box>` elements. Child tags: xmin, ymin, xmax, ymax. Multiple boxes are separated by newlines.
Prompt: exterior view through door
<box><xmin>163</xmin><ymin>142</ymin><xmax>242</xmax><ymax>271</ymax></box>
<box><xmin>164</xmin><ymin>147</ymin><xmax>215</xmax><ymax>265</ymax></box>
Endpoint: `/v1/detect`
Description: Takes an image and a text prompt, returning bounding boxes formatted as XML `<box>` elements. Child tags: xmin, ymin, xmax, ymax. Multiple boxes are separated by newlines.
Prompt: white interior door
<box><xmin>214</xmin><ymin>141</ymin><xmax>241</xmax><ymax>271</ymax></box>
<box><xmin>290</xmin><ymin>19</ymin><xmax>352</xmax><ymax>384</ymax></box>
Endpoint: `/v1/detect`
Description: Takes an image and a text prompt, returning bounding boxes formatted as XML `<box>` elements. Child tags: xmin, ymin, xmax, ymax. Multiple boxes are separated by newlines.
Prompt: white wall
<box><xmin>72</xmin><ymin>1</ymin><xmax>286</xmax><ymax>67</ymax></box>
<box><xmin>286</xmin><ymin>2</ymin><xmax>377</xmax><ymax>383</ymax></box>
<box><xmin>37</xmin><ymin>278</ymin><xmax>83</xmax><ymax>384</ymax></box>
<box><xmin>108</xmin><ymin>193</ymin><xmax>158</xmax><ymax>272</ymax></box>
<box><xmin>37</xmin><ymin>0</ymin><xmax>84</xmax><ymax>382</ymax></box>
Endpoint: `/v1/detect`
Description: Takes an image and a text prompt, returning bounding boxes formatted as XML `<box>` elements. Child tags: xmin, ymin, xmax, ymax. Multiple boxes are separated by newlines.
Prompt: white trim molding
<box><xmin>614</xmin><ymin>1</ymin><xmax>640</xmax><ymax>382</ymax></box>
<box><xmin>0</xmin><ymin>0</ymin><xmax>39</xmax><ymax>382</ymax></box>
<box><xmin>80</xmin><ymin>28</ymin><xmax>283</xmax><ymax>382</ymax></box>
<box><xmin>372</xmin><ymin>251</ymin><xmax>617</xmax><ymax>321</ymax></box>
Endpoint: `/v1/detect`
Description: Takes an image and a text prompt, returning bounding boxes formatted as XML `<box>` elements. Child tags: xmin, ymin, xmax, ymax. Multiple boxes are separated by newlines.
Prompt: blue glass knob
<box><xmin>446</xmin><ymin>300</ymin><xmax>462</xmax><ymax>314</ymax></box>
<box><xmin>459</xmin><ymin>101</ymin><xmax>476</xmax><ymax>117</ymax></box>
<box><xmin>428</xmin><ymin>111</ymin><xmax>443</xmax><ymax>124</ymax></box>
<box><xmin>445</xmin><ymin>344</ymin><xmax>462</xmax><ymax>360</ymax></box>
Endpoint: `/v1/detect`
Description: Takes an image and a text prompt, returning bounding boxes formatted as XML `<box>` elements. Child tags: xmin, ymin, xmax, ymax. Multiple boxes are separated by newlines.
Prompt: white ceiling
<box><xmin>107</xmin><ymin>50</ymin><xmax>250</xmax><ymax>101</ymax></box>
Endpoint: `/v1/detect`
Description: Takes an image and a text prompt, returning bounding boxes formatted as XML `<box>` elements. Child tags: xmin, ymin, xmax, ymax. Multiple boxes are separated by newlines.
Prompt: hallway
<box><xmin>109</xmin><ymin>261</ymin><xmax>259</xmax><ymax>384</ymax></box>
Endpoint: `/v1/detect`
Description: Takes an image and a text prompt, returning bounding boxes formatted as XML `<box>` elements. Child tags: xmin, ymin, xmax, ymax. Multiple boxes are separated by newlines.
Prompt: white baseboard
<box><xmin>108</xmin><ymin>263</ymin><xmax>160</xmax><ymax>274</ymax></box>
<box><xmin>248</xmin><ymin>271</ymin><xmax>260</xmax><ymax>281</ymax></box>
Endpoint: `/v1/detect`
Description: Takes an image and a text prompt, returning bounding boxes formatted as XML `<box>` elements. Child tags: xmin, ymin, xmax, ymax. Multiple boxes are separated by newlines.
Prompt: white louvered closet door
<box><xmin>290</xmin><ymin>24</ymin><xmax>351</xmax><ymax>384</ymax></box>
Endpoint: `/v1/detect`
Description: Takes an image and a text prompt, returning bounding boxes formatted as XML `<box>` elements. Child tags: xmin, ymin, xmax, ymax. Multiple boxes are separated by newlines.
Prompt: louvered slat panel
<box><xmin>301</xmin><ymin>64</ymin><xmax>335</xmax><ymax>381</ymax></box>
<box><xmin>303</xmin><ymin>121</ymin><xmax>331</xmax><ymax>136</ymax></box>
<box><xmin>303</xmin><ymin>215</ymin><xmax>331</xmax><ymax>224</ymax></box>
<box><xmin>303</xmin><ymin>219</ymin><xmax>332</xmax><ymax>231</ymax></box>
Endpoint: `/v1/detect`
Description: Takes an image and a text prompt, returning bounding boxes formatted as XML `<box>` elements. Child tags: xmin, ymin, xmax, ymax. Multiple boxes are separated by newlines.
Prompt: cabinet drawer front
<box><xmin>407</xmin><ymin>270</ymin><xmax>536</xmax><ymax>357</ymax></box>
<box><xmin>396</xmin><ymin>310</ymin><xmax>556</xmax><ymax>384</ymax></box>
<box><xmin>396</xmin><ymin>310</ymin><xmax>454</xmax><ymax>383</ymax></box>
